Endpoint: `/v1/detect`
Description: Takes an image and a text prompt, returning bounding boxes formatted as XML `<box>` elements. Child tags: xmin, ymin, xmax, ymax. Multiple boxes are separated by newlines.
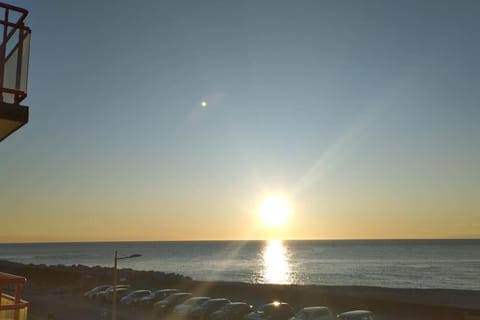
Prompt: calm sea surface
<box><xmin>1</xmin><ymin>240</ymin><xmax>479</xmax><ymax>290</ymax></box>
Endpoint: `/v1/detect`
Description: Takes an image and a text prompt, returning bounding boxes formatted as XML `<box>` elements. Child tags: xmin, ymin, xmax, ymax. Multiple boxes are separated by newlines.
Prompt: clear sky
<box><xmin>1</xmin><ymin>0</ymin><xmax>479</xmax><ymax>242</ymax></box>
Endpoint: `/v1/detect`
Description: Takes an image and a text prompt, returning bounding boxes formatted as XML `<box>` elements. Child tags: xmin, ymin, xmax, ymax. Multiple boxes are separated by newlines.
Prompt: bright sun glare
<box><xmin>259</xmin><ymin>197</ymin><xmax>290</xmax><ymax>227</ymax></box>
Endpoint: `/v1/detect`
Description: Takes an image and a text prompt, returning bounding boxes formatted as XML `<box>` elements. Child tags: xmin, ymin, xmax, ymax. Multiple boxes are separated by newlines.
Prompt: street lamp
<box><xmin>112</xmin><ymin>251</ymin><xmax>141</xmax><ymax>320</ymax></box>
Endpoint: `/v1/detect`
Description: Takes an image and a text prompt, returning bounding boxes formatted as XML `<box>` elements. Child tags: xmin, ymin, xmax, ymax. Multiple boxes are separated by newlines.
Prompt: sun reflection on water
<box><xmin>262</xmin><ymin>240</ymin><xmax>290</xmax><ymax>284</ymax></box>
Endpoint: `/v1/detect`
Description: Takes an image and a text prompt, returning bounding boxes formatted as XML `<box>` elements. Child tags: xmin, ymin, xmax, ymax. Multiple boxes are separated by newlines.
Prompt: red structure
<box><xmin>0</xmin><ymin>272</ymin><xmax>28</xmax><ymax>320</ymax></box>
<box><xmin>0</xmin><ymin>3</ymin><xmax>31</xmax><ymax>318</ymax></box>
<box><xmin>0</xmin><ymin>1</ymin><xmax>31</xmax><ymax>142</ymax></box>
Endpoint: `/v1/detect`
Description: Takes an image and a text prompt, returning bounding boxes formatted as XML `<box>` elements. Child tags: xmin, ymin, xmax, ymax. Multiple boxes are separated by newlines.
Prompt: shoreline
<box><xmin>1</xmin><ymin>260</ymin><xmax>479</xmax><ymax>320</ymax></box>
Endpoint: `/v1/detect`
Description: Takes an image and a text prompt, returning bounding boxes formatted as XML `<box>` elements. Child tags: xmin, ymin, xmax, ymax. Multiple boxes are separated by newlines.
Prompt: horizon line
<box><xmin>1</xmin><ymin>237</ymin><xmax>479</xmax><ymax>245</ymax></box>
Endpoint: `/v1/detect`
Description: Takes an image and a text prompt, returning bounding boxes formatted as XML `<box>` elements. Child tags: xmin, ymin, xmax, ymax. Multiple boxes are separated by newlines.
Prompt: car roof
<box><xmin>186</xmin><ymin>296</ymin><xmax>210</xmax><ymax>301</ymax></box>
<box><xmin>130</xmin><ymin>289</ymin><xmax>150</xmax><ymax>293</ymax></box>
<box><xmin>156</xmin><ymin>293</ymin><xmax>190</xmax><ymax>303</ymax></box>
<box><xmin>301</xmin><ymin>307</ymin><xmax>330</xmax><ymax>312</ymax></box>
<box><xmin>228</xmin><ymin>302</ymin><xmax>248</xmax><ymax>306</ymax></box>
<box><xmin>262</xmin><ymin>302</ymin><xmax>289</xmax><ymax>307</ymax></box>
<box><xmin>172</xmin><ymin>292</ymin><xmax>192</xmax><ymax>296</ymax></box>
<box><xmin>155</xmin><ymin>288</ymin><xmax>177</xmax><ymax>293</ymax></box>
<box><xmin>108</xmin><ymin>285</ymin><xmax>129</xmax><ymax>289</ymax></box>
<box><xmin>94</xmin><ymin>285</ymin><xmax>111</xmax><ymax>289</ymax></box>
<box><xmin>207</xmin><ymin>298</ymin><xmax>230</xmax><ymax>302</ymax></box>
<box><xmin>338</xmin><ymin>310</ymin><xmax>373</xmax><ymax>317</ymax></box>
<box><xmin>104</xmin><ymin>284</ymin><xmax>130</xmax><ymax>292</ymax></box>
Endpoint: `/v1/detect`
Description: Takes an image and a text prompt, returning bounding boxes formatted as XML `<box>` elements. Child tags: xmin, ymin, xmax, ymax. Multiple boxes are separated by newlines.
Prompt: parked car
<box><xmin>190</xmin><ymin>298</ymin><xmax>231</xmax><ymax>320</ymax></box>
<box><xmin>154</xmin><ymin>292</ymin><xmax>193</xmax><ymax>314</ymax></box>
<box><xmin>246</xmin><ymin>302</ymin><xmax>293</xmax><ymax>320</ymax></box>
<box><xmin>139</xmin><ymin>288</ymin><xmax>179</xmax><ymax>307</ymax></box>
<box><xmin>91</xmin><ymin>287</ymin><xmax>112</xmax><ymax>300</ymax></box>
<box><xmin>84</xmin><ymin>285</ymin><xmax>111</xmax><ymax>299</ymax></box>
<box><xmin>105</xmin><ymin>287</ymin><xmax>130</xmax><ymax>302</ymax></box>
<box><xmin>210</xmin><ymin>302</ymin><xmax>254</xmax><ymax>320</ymax></box>
<box><xmin>173</xmin><ymin>297</ymin><xmax>211</xmax><ymax>318</ymax></box>
<box><xmin>95</xmin><ymin>284</ymin><xmax>130</xmax><ymax>301</ymax></box>
<box><xmin>120</xmin><ymin>289</ymin><xmax>152</xmax><ymax>306</ymax></box>
<box><xmin>336</xmin><ymin>311</ymin><xmax>375</xmax><ymax>320</ymax></box>
<box><xmin>290</xmin><ymin>307</ymin><xmax>334</xmax><ymax>320</ymax></box>
<box><xmin>95</xmin><ymin>285</ymin><xmax>130</xmax><ymax>300</ymax></box>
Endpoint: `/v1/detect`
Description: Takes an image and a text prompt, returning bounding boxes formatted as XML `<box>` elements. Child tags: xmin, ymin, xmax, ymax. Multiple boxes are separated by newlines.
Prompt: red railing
<box><xmin>0</xmin><ymin>293</ymin><xmax>28</xmax><ymax>320</ymax></box>
<box><xmin>0</xmin><ymin>2</ymin><xmax>31</xmax><ymax>105</ymax></box>
<box><xmin>0</xmin><ymin>272</ymin><xmax>28</xmax><ymax>320</ymax></box>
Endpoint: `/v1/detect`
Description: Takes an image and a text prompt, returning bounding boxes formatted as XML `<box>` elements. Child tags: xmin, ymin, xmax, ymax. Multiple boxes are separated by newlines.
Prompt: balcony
<box><xmin>0</xmin><ymin>272</ymin><xmax>28</xmax><ymax>320</ymax></box>
<box><xmin>0</xmin><ymin>2</ymin><xmax>31</xmax><ymax>142</ymax></box>
<box><xmin>0</xmin><ymin>294</ymin><xmax>27</xmax><ymax>320</ymax></box>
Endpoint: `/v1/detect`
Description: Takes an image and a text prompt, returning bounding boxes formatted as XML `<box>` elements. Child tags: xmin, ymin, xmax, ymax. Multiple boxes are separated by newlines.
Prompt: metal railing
<box><xmin>0</xmin><ymin>2</ymin><xmax>31</xmax><ymax>105</ymax></box>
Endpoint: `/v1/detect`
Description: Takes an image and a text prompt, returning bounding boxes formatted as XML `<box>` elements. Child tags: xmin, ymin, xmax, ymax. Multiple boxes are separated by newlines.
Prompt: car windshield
<box><xmin>129</xmin><ymin>291</ymin><xmax>146</xmax><ymax>297</ymax></box>
<box><xmin>152</xmin><ymin>291</ymin><xmax>165</xmax><ymax>297</ymax></box>
<box><xmin>219</xmin><ymin>304</ymin><xmax>231</xmax><ymax>311</ymax></box>
<box><xmin>185</xmin><ymin>298</ymin><xmax>209</xmax><ymax>305</ymax></box>
<box><xmin>313</xmin><ymin>310</ymin><xmax>330</xmax><ymax>317</ymax></box>
<box><xmin>257</xmin><ymin>305</ymin><xmax>276</xmax><ymax>314</ymax></box>
<box><xmin>166</xmin><ymin>294</ymin><xmax>189</xmax><ymax>302</ymax></box>
<box><xmin>207</xmin><ymin>300</ymin><xmax>228</xmax><ymax>307</ymax></box>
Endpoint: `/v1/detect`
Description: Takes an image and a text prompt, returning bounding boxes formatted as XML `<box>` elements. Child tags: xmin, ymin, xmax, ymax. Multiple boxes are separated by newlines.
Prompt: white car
<box><xmin>105</xmin><ymin>287</ymin><xmax>130</xmax><ymax>302</ymax></box>
<box><xmin>96</xmin><ymin>285</ymin><xmax>130</xmax><ymax>300</ymax></box>
<box><xmin>336</xmin><ymin>310</ymin><xmax>375</xmax><ymax>320</ymax></box>
<box><xmin>84</xmin><ymin>285</ymin><xmax>111</xmax><ymax>299</ymax></box>
<box><xmin>290</xmin><ymin>307</ymin><xmax>334</xmax><ymax>320</ymax></box>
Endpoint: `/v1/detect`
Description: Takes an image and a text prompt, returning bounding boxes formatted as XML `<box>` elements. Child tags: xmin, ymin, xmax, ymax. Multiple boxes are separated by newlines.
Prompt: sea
<box><xmin>0</xmin><ymin>240</ymin><xmax>479</xmax><ymax>290</ymax></box>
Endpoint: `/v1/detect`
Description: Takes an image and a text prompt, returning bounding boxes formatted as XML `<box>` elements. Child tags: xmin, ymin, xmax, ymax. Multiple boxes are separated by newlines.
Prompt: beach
<box><xmin>1</xmin><ymin>260</ymin><xmax>479</xmax><ymax>320</ymax></box>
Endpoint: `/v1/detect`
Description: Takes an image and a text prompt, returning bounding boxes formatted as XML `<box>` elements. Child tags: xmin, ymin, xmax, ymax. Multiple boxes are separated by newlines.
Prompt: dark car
<box><xmin>154</xmin><ymin>292</ymin><xmax>193</xmax><ymax>314</ymax></box>
<box><xmin>173</xmin><ymin>296</ymin><xmax>211</xmax><ymax>318</ymax></box>
<box><xmin>290</xmin><ymin>307</ymin><xmax>334</xmax><ymax>320</ymax></box>
<box><xmin>210</xmin><ymin>302</ymin><xmax>254</xmax><ymax>320</ymax></box>
<box><xmin>245</xmin><ymin>302</ymin><xmax>293</xmax><ymax>320</ymax></box>
<box><xmin>190</xmin><ymin>298</ymin><xmax>231</xmax><ymax>320</ymax></box>
<box><xmin>139</xmin><ymin>289</ymin><xmax>179</xmax><ymax>307</ymax></box>
<box><xmin>120</xmin><ymin>289</ymin><xmax>152</xmax><ymax>306</ymax></box>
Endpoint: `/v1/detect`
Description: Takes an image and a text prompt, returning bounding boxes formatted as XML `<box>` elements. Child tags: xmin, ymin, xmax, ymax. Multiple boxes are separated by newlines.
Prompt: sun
<box><xmin>259</xmin><ymin>196</ymin><xmax>290</xmax><ymax>227</ymax></box>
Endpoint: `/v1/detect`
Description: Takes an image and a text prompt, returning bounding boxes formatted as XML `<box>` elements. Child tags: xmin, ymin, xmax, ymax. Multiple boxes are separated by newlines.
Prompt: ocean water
<box><xmin>0</xmin><ymin>240</ymin><xmax>479</xmax><ymax>290</ymax></box>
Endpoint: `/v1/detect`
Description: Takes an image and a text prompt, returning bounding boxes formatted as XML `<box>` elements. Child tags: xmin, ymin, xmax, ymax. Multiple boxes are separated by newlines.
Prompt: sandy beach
<box><xmin>1</xmin><ymin>260</ymin><xmax>479</xmax><ymax>320</ymax></box>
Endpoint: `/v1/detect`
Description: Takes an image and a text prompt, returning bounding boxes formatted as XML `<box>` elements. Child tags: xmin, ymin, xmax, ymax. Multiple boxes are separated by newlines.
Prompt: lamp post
<box><xmin>112</xmin><ymin>251</ymin><xmax>141</xmax><ymax>320</ymax></box>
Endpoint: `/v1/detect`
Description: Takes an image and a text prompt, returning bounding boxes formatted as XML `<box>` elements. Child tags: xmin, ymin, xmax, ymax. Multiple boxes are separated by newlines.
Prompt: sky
<box><xmin>1</xmin><ymin>0</ymin><xmax>479</xmax><ymax>242</ymax></box>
